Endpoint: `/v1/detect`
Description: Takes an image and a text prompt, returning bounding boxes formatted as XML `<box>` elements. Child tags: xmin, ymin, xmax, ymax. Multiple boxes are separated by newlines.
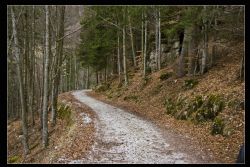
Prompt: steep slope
<box><xmin>90</xmin><ymin>42</ymin><xmax>244</xmax><ymax>163</ymax></box>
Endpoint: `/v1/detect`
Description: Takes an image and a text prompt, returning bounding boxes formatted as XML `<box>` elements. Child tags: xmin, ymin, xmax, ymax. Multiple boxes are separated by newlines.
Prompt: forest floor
<box><xmin>8</xmin><ymin>90</ymin><xmax>212</xmax><ymax>164</ymax></box>
<box><xmin>7</xmin><ymin>92</ymin><xmax>96</xmax><ymax>164</ymax></box>
<box><xmin>90</xmin><ymin>43</ymin><xmax>244</xmax><ymax>163</ymax></box>
<box><xmin>7</xmin><ymin>43</ymin><xmax>244</xmax><ymax>164</ymax></box>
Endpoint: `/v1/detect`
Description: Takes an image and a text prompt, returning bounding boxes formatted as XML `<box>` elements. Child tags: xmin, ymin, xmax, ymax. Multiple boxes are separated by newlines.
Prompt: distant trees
<box><xmin>77</xmin><ymin>5</ymin><xmax>244</xmax><ymax>87</ymax></box>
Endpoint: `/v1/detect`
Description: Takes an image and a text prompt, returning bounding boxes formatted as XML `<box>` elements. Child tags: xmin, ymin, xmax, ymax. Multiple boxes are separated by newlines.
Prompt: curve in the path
<box><xmin>69</xmin><ymin>90</ymin><xmax>203</xmax><ymax>164</ymax></box>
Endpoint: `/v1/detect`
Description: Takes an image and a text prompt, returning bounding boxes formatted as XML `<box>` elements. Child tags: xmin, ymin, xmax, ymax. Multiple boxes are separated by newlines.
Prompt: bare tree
<box><xmin>42</xmin><ymin>5</ymin><xmax>50</xmax><ymax>148</ymax></box>
<box><xmin>51</xmin><ymin>6</ymin><xmax>65</xmax><ymax>126</ymax></box>
<box><xmin>128</xmin><ymin>10</ymin><xmax>136</xmax><ymax>67</ymax></box>
<box><xmin>117</xmin><ymin>31</ymin><xmax>121</xmax><ymax>83</ymax></box>
<box><xmin>143</xmin><ymin>12</ymin><xmax>147</xmax><ymax>78</ymax></box>
<box><xmin>11</xmin><ymin>6</ymin><xmax>30</xmax><ymax>155</ymax></box>
<box><xmin>201</xmin><ymin>6</ymin><xmax>208</xmax><ymax>74</ymax></box>
<box><xmin>158</xmin><ymin>9</ymin><xmax>161</xmax><ymax>70</ymax></box>
<box><xmin>123</xmin><ymin>8</ymin><xmax>128</xmax><ymax>86</ymax></box>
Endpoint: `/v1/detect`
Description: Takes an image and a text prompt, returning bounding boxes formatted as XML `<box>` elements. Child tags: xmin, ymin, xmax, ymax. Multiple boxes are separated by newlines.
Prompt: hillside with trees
<box><xmin>7</xmin><ymin>5</ymin><xmax>244</xmax><ymax>164</ymax></box>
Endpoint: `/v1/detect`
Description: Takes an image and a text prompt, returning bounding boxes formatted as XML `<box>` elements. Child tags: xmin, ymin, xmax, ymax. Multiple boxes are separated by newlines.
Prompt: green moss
<box><xmin>57</xmin><ymin>103</ymin><xmax>72</xmax><ymax>126</ymax></box>
<box><xmin>195</xmin><ymin>108</ymin><xmax>206</xmax><ymax>122</ymax></box>
<box><xmin>211</xmin><ymin>117</ymin><xmax>225</xmax><ymax>135</ymax></box>
<box><xmin>123</xmin><ymin>95</ymin><xmax>139</xmax><ymax>102</ymax></box>
<box><xmin>183</xmin><ymin>79</ymin><xmax>198</xmax><ymax>90</ymax></box>
<box><xmin>106</xmin><ymin>90</ymin><xmax>113</xmax><ymax>99</ymax></box>
<box><xmin>8</xmin><ymin>155</ymin><xmax>21</xmax><ymax>163</ymax></box>
<box><xmin>188</xmin><ymin>94</ymin><xmax>224</xmax><ymax>122</ymax></box>
<box><xmin>205</xmin><ymin>94</ymin><xmax>224</xmax><ymax>117</ymax></box>
<box><xmin>164</xmin><ymin>94</ymin><xmax>224</xmax><ymax>125</ymax></box>
<box><xmin>159</xmin><ymin>72</ymin><xmax>173</xmax><ymax>81</ymax></box>
<box><xmin>227</xmin><ymin>99</ymin><xmax>244</xmax><ymax>110</ymax></box>
<box><xmin>95</xmin><ymin>83</ymin><xmax>110</xmax><ymax>92</ymax></box>
<box><xmin>193</xmin><ymin>95</ymin><xmax>203</xmax><ymax>110</ymax></box>
<box><xmin>223</xmin><ymin>126</ymin><xmax>234</xmax><ymax>137</ymax></box>
<box><xmin>164</xmin><ymin>98</ymin><xmax>176</xmax><ymax>115</ymax></box>
<box><xmin>175</xmin><ymin>110</ymin><xmax>188</xmax><ymax>120</ymax></box>
<box><xmin>176</xmin><ymin>96</ymin><xmax>187</xmax><ymax>109</ymax></box>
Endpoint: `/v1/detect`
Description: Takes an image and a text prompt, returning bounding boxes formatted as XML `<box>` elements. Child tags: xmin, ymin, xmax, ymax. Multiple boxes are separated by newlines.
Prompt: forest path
<box><xmin>65</xmin><ymin>90</ymin><xmax>206</xmax><ymax>164</ymax></box>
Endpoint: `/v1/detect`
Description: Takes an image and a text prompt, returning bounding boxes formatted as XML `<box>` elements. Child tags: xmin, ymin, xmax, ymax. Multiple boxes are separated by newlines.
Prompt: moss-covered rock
<box><xmin>159</xmin><ymin>72</ymin><xmax>173</xmax><ymax>81</ymax></box>
<box><xmin>205</xmin><ymin>94</ymin><xmax>224</xmax><ymax>117</ymax></box>
<box><xmin>164</xmin><ymin>94</ymin><xmax>224</xmax><ymax>124</ymax></box>
<box><xmin>189</xmin><ymin>94</ymin><xmax>224</xmax><ymax>122</ymax></box>
<box><xmin>183</xmin><ymin>79</ymin><xmax>198</xmax><ymax>90</ymax></box>
<box><xmin>211</xmin><ymin>117</ymin><xmax>225</xmax><ymax>135</ymax></box>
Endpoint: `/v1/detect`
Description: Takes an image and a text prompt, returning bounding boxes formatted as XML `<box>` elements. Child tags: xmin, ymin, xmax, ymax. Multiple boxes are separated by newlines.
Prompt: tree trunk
<box><xmin>140</xmin><ymin>12</ymin><xmax>144</xmax><ymax>69</ymax></box>
<box><xmin>74</xmin><ymin>54</ymin><xmax>78</xmax><ymax>90</ymax></box>
<box><xmin>128</xmin><ymin>14</ymin><xmax>136</xmax><ymax>67</ymax></box>
<box><xmin>42</xmin><ymin>5</ymin><xmax>50</xmax><ymax>148</ymax></box>
<box><xmin>96</xmin><ymin>71</ymin><xmax>98</xmax><ymax>85</ymax></box>
<box><xmin>141</xmin><ymin>11</ymin><xmax>144</xmax><ymax>66</ymax></box>
<box><xmin>123</xmin><ymin>8</ymin><xmax>128</xmax><ymax>86</ymax></box>
<box><xmin>11</xmin><ymin>6</ymin><xmax>30</xmax><ymax>155</ymax></box>
<box><xmin>117</xmin><ymin>32</ymin><xmax>121</xmax><ymax>83</ymax></box>
<box><xmin>86</xmin><ymin>66</ymin><xmax>89</xmax><ymax>89</ymax></box>
<box><xmin>201</xmin><ymin>6</ymin><xmax>208</xmax><ymax>75</ymax></box>
<box><xmin>51</xmin><ymin>7</ymin><xmax>59</xmax><ymax>127</ymax></box>
<box><xmin>158</xmin><ymin>9</ymin><xmax>161</xmax><ymax>70</ymax></box>
<box><xmin>30</xmin><ymin>5</ymin><xmax>35</xmax><ymax>125</ymax></box>
<box><xmin>24</xmin><ymin>7</ymin><xmax>31</xmax><ymax>126</ymax></box>
<box><xmin>143</xmin><ymin>13</ymin><xmax>147</xmax><ymax>78</ymax></box>
<box><xmin>240</xmin><ymin>54</ymin><xmax>244</xmax><ymax>81</ymax></box>
<box><xmin>155</xmin><ymin>9</ymin><xmax>159</xmax><ymax>70</ymax></box>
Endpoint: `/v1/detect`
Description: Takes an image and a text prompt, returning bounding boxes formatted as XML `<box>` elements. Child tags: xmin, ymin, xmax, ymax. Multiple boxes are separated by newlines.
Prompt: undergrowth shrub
<box><xmin>57</xmin><ymin>103</ymin><xmax>72</xmax><ymax>126</ymax></box>
<box><xmin>160</xmin><ymin>72</ymin><xmax>173</xmax><ymax>81</ymax></box>
<box><xmin>8</xmin><ymin>155</ymin><xmax>21</xmax><ymax>163</ymax></box>
<box><xmin>183</xmin><ymin>79</ymin><xmax>198</xmax><ymax>90</ymax></box>
<box><xmin>211</xmin><ymin>117</ymin><xmax>225</xmax><ymax>135</ymax></box>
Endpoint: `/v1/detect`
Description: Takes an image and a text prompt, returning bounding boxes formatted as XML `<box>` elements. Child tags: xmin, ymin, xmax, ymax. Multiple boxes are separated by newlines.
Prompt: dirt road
<box><xmin>58</xmin><ymin>90</ymin><xmax>209</xmax><ymax>164</ymax></box>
